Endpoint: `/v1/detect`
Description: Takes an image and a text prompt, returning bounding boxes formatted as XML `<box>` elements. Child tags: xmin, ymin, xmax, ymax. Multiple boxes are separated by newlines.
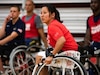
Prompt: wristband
<box><xmin>49</xmin><ymin>52</ymin><xmax>55</xmax><ymax>58</ymax></box>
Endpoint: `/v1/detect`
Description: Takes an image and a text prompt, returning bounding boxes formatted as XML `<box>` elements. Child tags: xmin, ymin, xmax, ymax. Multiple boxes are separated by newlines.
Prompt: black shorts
<box><xmin>0</xmin><ymin>44</ymin><xmax>18</xmax><ymax>58</ymax></box>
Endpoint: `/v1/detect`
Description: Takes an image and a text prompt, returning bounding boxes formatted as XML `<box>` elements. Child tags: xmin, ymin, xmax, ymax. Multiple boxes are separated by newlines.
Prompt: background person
<box><xmin>0</xmin><ymin>5</ymin><xmax>25</xmax><ymax>74</ymax></box>
<box><xmin>78</xmin><ymin>0</ymin><xmax>100</xmax><ymax>55</ymax></box>
<box><xmin>77</xmin><ymin>0</ymin><xmax>100</xmax><ymax>71</ymax></box>
<box><xmin>22</xmin><ymin>0</ymin><xmax>48</xmax><ymax>48</ymax></box>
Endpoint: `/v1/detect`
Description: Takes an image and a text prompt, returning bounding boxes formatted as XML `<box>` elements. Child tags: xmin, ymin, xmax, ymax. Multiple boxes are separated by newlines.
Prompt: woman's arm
<box><xmin>44</xmin><ymin>36</ymin><xmax>66</xmax><ymax>64</ymax></box>
<box><xmin>52</xmin><ymin>36</ymin><xmax>66</xmax><ymax>55</ymax></box>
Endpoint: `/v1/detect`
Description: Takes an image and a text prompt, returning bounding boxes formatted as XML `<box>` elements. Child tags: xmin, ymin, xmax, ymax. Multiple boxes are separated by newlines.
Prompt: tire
<box><xmin>85</xmin><ymin>59</ymin><xmax>100</xmax><ymax>75</ymax></box>
<box><xmin>9</xmin><ymin>49</ymin><xmax>35</xmax><ymax>75</ymax></box>
<box><xmin>10</xmin><ymin>45</ymin><xmax>27</xmax><ymax>59</ymax></box>
<box><xmin>35</xmin><ymin>56</ymin><xmax>87</xmax><ymax>75</ymax></box>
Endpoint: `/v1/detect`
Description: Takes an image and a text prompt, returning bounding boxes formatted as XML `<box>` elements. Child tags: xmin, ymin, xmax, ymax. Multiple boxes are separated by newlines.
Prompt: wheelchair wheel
<box><xmin>35</xmin><ymin>56</ymin><xmax>87</xmax><ymax>75</ymax></box>
<box><xmin>5</xmin><ymin>68</ymin><xmax>13</xmax><ymax>75</ymax></box>
<box><xmin>9</xmin><ymin>49</ymin><xmax>35</xmax><ymax>75</ymax></box>
<box><xmin>10</xmin><ymin>45</ymin><xmax>27</xmax><ymax>59</ymax></box>
<box><xmin>85</xmin><ymin>58</ymin><xmax>100</xmax><ymax>75</ymax></box>
<box><xmin>4</xmin><ymin>66</ymin><xmax>13</xmax><ymax>75</ymax></box>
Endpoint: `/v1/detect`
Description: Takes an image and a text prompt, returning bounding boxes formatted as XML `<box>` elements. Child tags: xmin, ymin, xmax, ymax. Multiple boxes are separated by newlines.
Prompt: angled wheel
<box><xmin>4</xmin><ymin>66</ymin><xmax>13</xmax><ymax>75</ymax></box>
<box><xmin>85</xmin><ymin>58</ymin><xmax>100</xmax><ymax>75</ymax></box>
<box><xmin>10</xmin><ymin>45</ymin><xmax>27</xmax><ymax>59</ymax></box>
<box><xmin>9</xmin><ymin>49</ymin><xmax>35</xmax><ymax>75</ymax></box>
<box><xmin>35</xmin><ymin>56</ymin><xmax>87</xmax><ymax>75</ymax></box>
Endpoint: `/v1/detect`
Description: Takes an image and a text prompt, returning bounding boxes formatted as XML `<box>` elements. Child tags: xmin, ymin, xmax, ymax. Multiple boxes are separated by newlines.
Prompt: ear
<box><xmin>52</xmin><ymin>12</ymin><xmax>55</xmax><ymax>18</ymax></box>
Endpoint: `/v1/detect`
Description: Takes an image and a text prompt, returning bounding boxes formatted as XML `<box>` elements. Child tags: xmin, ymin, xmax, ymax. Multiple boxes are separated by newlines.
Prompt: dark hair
<box><xmin>11</xmin><ymin>5</ymin><xmax>20</xmax><ymax>11</ymax></box>
<box><xmin>42</xmin><ymin>4</ymin><xmax>63</xmax><ymax>23</ymax></box>
<box><xmin>97</xmin><ymin>0</ymin><xmax>100</xmax><ymax>2</ymax></box>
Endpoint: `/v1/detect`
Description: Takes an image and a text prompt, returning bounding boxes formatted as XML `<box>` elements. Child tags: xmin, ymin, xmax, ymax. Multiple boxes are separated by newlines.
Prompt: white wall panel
<box><xmin>58</xmin><ymin>8</ymin><xmax>92</xmax><ymax>33</ymax></box>
<box><xmin>0</xmin><ymin>0</ymin><xmax>90</xmax><ymax>4</ymax></box>
<box><xmin>0</xmin><ymin>6</ymin><xmax>10</xmax><ymax>28</ymax></box>
<box><xmin>33</xmin><ymin>0</ymin><xmax>90</xmax><ymax>3</ymax></box>
<box><xmin>0</xmin><ymin>6</ymin><xmax>92</xmax><ymax>41</ymax></box>
<box><xmin>0</xmin><ymin>7</ymin><xmax>92</xmax><ymax>33</ymax></box>
<box><xmin>0</xmin><ymin>0</ymin><xmax>22</xmax><ymax>4</ymax></box>
<box><xmin>43</xmin><ymin>8</ymin><xmax>92</xmax><ymax>33</ymax></box>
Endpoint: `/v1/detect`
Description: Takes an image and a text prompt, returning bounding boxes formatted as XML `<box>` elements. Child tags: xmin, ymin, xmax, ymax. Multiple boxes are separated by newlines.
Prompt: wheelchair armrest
<box><xmin>94</xmin><ymin>49</ymin><xmax>100</xmax><ymax>55</ymax></box>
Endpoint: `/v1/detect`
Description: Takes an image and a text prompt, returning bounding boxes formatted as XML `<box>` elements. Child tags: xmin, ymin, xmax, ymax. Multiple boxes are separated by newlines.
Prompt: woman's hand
<box><xmin>44</xmin><ymin>56</ymin><xmax>53</xmax><ymax>64</ymax></box>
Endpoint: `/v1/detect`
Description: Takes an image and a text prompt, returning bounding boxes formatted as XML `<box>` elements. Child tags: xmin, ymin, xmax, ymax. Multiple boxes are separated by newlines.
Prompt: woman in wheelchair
<box><xmin>35</xmin><ymin>4</ymin><xmax>79</xmax><ymax>75</ymax></box>
<box><xmin>0</xmin><ymin>5</ymin><xmax>25</xmax><ymax>74</ymax></box>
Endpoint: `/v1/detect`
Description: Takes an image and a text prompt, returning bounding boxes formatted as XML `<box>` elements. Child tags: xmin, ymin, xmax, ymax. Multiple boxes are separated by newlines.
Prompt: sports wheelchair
<box><xmin>8</xmin><ymin>44</ymin><xmax>100</xmax><ymax>75</ymax></box>
<box><xmin>32</xmin><ymin>50</ymin><xmax>87</xmax><ymax>75</ymax></box>
<box><xmin>32</xmin><ymin>48</ymin><xmax>100</xmax><ymax>75</ymax></box>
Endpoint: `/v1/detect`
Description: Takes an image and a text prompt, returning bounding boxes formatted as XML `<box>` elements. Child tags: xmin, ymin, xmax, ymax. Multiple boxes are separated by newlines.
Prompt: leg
<box><xmin>39</xmin><ymin>66</ymin><xmax>48</xmax><ymax>75</ymax></box>
<box><xmin>35</xmin><ymin>55</ymin><xmax>49</xmax><ymax>75</ymax></box>
<box><xmin>35</xmin><ymin>51</ymin><xmax>46</xmax><ymax>65</ymax></box>
<box><xmin>0</xmin><ymin>46</ymin><xmax>6</xmax><ymax>73</ymax></box>
<box><xmin>35</xmin><ymin>52</ymin><xmax>49</xmax><ymax>75</ymax></box>
<box><xmin>0</xmin><ymin>57</ymin><xmax>5</xmax><ymax>73</ymax></box>
<box><xmin>35</xmin><ymin>55</ymin><xmax>43</xmax><ymax>64</ymax></box>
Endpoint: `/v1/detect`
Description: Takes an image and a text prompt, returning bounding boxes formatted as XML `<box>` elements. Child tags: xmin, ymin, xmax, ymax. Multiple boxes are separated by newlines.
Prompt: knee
<box><xmin>35</xmin><ymin>55</ymin><xmax>42</xmax><ymax>64</ymax></box>
<box><xmin>36</xmin><ymin>55</ymin><xmax>42</xmax><ymax>59</ymax></box>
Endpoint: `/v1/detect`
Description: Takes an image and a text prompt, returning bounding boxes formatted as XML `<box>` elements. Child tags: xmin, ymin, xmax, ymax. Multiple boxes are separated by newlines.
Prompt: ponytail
<box><xmin>55</xmin><ymin>9</ymin><xmax>63</xmax><ymax>23</ymax></box>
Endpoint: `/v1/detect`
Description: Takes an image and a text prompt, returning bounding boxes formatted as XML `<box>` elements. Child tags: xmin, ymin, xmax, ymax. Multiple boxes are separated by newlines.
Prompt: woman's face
<box><xmin>40</xmin><ymin>7</ymin><xmax>54</xmax><ymax>25</ymax></box>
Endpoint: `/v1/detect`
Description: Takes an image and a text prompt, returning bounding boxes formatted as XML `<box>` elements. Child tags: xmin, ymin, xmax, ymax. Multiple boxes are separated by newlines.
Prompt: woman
<box><xmin>35</xmin><ymin>4</ymin><xmax>78</xmax><ymax>75</ymax></box>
